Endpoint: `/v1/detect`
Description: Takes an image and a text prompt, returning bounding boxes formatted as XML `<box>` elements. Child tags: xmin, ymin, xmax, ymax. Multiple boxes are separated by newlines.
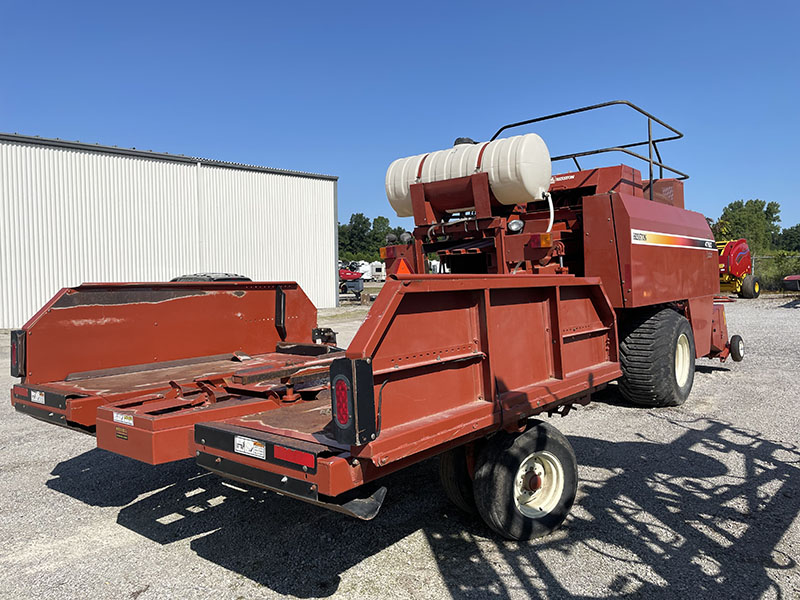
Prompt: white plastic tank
<box><xmin>385</xmin><ymin>133</ymin><xmax>551</xmax><ymax>218</ymax></box>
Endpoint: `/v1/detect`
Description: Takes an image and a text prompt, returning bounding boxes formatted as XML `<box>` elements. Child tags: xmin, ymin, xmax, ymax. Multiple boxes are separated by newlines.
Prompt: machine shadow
<box><xmin>46</xmin><ymin>448</ymin><xmax>205</xmax><ymax>507</ymax></box>
<box><xmin>780</xmin><ymin>297</ymin><xmax>800</xmax><ymax>309</ymax></box>
<box><xmin>46</xmin><ymin>418</ymin><xmax>799</xmax><ymax>599</ymax></box>
<box><xmin>120</xmin><ymin>457</ymin><xmax>488</xmax><ymax>597</ymax></box>
<box><xmin>424</xmin><ymin>417</ymin><xmax>799</xmax><ymax>599</ymax></box>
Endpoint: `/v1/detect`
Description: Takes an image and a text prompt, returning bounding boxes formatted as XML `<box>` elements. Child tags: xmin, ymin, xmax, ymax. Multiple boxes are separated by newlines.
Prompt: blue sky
<box><xmin>2</xmin><ymin>1</ymin><xmax>798</xmax><ymax>230</ymax></box>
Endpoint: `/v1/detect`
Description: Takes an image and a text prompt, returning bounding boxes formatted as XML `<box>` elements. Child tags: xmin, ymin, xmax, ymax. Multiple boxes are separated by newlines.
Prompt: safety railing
<box><xmin>490</xmin><ymin>101</ymin><xmax>689</xmax><ymax>199</ymax></box>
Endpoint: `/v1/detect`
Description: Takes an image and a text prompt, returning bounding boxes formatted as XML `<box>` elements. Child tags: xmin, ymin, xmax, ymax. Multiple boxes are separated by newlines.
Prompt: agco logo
<box><xmin>633</xmin><ymin>232</ymin><xmax>647</xmax><ymax>242</ymax></box>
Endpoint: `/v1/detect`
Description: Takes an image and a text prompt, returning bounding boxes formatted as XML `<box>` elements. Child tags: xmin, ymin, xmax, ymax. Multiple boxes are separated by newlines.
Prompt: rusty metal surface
<box><xmin>61</xmin><ymin>354</ymin><xmax>274</xmax><ymax>394</ymax></box>
<box><xmin>238</xmin><ymin>392</ymin><xmax>333</xmax><ymax>436</ymax></box>
<box><xmin>20</xmin><ymin>282</ymin><xmax>317</xmax><ymax>385</ymax></box>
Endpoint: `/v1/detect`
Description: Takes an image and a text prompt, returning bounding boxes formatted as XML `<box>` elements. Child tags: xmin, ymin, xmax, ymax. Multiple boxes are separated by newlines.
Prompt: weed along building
<box><xmin>0</xmin><ymin>133</ymin><xmax>338</xmax><ymax>329</ymax></box>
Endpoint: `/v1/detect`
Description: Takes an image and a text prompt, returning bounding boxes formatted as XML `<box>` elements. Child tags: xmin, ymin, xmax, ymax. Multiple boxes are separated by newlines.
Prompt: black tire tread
<box><xmin>618</xmin><ymin>307</ymin><xmax>694</xmax><ymax>407</ymax></box>
<box><xmin>438</xmin><ymin>446</ymin><xmax>477</xmax><ymax>514</ymax></box>
<box><xmin>740</xmin><ymin>275</ymin><xmax>760</xmax><ymax>299</ymax></box>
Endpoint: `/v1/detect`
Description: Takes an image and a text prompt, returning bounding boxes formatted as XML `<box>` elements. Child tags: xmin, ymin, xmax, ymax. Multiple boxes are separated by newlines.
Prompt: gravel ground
<box><xmin>1</xmin><ymin>295</ymin><xmax>798</xmax><ymax>599</ymax></box>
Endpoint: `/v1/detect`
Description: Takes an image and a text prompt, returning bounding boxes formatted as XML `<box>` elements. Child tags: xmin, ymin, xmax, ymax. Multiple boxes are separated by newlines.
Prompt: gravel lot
<box><xmin>1</xmin><ymin>295</ymin><xmax>798</xmax><ymax>599</ymax></box>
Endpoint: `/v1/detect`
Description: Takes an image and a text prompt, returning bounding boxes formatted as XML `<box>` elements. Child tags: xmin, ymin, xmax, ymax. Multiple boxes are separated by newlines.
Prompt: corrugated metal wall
<box><xmin>0</xmin><ymin>138</ymin><xmax>338</xmax><ymax>328</ymax></box>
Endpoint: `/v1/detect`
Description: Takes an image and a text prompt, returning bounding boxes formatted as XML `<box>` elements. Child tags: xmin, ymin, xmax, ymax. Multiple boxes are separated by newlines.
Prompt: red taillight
<box><xmin>11</xmin><ymin>341</ymin><xmax>17</xmax><ymax>368</ymax></box>
<box><xmin>273</xmin><ymin>445</ymin><xmax>315</xmax><ymax>469</ymax></box>
<box><xmin>334</xmin><ymin>378</ymin><xmax>350</xmax><ymax>426</ymax></box>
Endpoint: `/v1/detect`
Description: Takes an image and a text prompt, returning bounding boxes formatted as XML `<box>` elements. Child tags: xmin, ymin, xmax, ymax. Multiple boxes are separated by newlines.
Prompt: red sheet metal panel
<box><xmin>344</xmin><ymin>275</ymin><xmax>620</xmax><ymax>467</ymax></box>
<box><xmin>612</xmin><ymin>194</ymin><xmax>719</xmax><ymax>307</ymax></box>
<box><xmin>582</xmin><ymin>195</ymin><xmax>624</xmax><ymax>308</ymax></box>
<box><xmin>687</xmin><ymin>296</ymin><xmax>714</xmax><ymax>358</ymax></box>
<box><xmin>20</xmin><ymin>282</ymin><xmax>316</xmax><ymax>384</ymax></box>
<box><xmin>710</xmin><ymin>303</ymin><xmax>730</xmax><ymax>357</ymax></box>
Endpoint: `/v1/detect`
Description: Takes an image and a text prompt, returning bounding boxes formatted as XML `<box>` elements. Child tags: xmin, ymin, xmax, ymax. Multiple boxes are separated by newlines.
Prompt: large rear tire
<box><xmin>619</xmin><ymin>308</ymin><xmax>695</xmax><ymax>407</ymax></box>
<box><xmin>473</xmin><ymin>421</ymin><xmax>578</xmax><ymax>541</ymax></box>
<box><xmin>740</xmin><ymin>275</ymin><xmax>761</xmax><ymax>299</ymax></box>
<box><xmin>439</xmin><ymin>445</ymin><xmax>477</xmax><ymax>515</ymax></box>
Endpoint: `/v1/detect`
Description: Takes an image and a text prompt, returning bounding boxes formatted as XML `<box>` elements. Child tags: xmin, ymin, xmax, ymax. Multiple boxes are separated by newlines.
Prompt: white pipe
<box><xmin>544</xmin><ymin>192</ymin><xmax>554</xmax><ymax>233</ymax></box>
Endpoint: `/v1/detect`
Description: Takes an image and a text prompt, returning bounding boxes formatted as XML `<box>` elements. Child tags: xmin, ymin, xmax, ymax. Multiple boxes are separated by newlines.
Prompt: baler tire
<box><xmin>730</xmin><ymin>334</ymin><xmax>745</xmax><ymax>362</ymax></box>
<box><xmin>619</xmin><ymin>308</ymin><xmax>695</xmax><ymax>407</ymax></box>
<box><xmin>740</xmin><ymin>275</ymin><xmax>760</xmax><ymax>299</ymax></box>
<box><xmin>439</xmin><ymin>445</ymin><xmax>478</xmax><ymax>515</ymax></box>
<box><xmin>473</xmin><ymin>421</ymin><xmax>577</xmax><ymax>541</ymax></box>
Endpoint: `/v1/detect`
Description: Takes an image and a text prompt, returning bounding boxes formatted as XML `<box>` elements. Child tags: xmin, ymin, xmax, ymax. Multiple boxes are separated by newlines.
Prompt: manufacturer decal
<box><xmin>115</xmin><ymin>426</ymin><xmax>128</xmax><ymax>440</ymax></box>
<box><xmin>551</xmin><ymin>174</ymin><xmax>576</xmax><ymax>183</ymax></box>
<box><xmin>631</xmin><ymin>229</ymin><xmax>715</xmax><ymax>251</ymax></box>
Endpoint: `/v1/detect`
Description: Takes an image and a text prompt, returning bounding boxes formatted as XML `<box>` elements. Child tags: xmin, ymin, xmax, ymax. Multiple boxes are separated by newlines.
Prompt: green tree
<box><xmin>370</xmin><ymin>216</ymin><xmax>393</xmax><ymax>252</ymax></box>
<box><xmin>776</xmin><ymin>224</ymin><xmax>800</xmax><ymax>252</ymax></box>
<box><xmin>338</xmin><ymin>213</ymin><xmax>410</xmax><ymax>262</ymax></box>
<box><xmin>711</xmin><ymin>199</ymin><xmax>781</xmax><ymax>254</ymax></box>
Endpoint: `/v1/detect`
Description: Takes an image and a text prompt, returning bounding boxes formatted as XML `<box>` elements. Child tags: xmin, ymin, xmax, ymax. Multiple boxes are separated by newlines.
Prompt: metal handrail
<box><xmin>489</xmin><ymin>100</ymin><xmax>688</xmax><ymax>194</ymax></box>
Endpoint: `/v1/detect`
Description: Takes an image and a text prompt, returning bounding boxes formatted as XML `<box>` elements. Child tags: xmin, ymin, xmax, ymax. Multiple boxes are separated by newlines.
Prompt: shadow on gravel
<box><xmin>780</xmin><ymin>298</ymin><xmax>800</xmax><ymax>309</ymax></box>
<box><xmin>695</xmin><ymin>364</ymin><xmax>731</xmax><ymax>374</ymax></box>
<box><xmin>421</xmin><ymin>417</ymin><xmax>799</xmax><ymax>599</ymax></box>
<box><xmin>46</xmin><ymin>449</ymin><xmax>204</xmax><ymax>507</ymax></box>
<box><xmin>47</xmin><ymin>418</ymin><xmax>799</xmax><ymax>599</ymax></box>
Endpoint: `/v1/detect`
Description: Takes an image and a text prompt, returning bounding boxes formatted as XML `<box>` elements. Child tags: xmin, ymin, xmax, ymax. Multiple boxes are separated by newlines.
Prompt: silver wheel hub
<box><xmin>514</xmin><ymin>451</ymin><xmax>564</xmax><ymax>518</ymax></box>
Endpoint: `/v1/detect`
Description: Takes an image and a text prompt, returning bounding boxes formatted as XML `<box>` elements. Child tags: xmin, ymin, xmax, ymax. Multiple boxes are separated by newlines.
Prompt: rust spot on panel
<box><xmin>54</xmin><ymin>289</ymin><xmax>207</xmax><ymax>308</ymax></box>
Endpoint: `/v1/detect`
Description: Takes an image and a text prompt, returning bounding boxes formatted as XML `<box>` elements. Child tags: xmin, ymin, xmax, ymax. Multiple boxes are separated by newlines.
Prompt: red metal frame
<box><xmin>10</xmin><ymin>281</ymin><xmax>318</xmax><ymax>428</ymax></box>
<box><xmin>190</xmin><ymin>274</ymin><xmax>619</xmax><ymax>498</ymax></box>
<box><xmin>8</xmin><ymin>118</ymin><xmax>741</xmax><ymax>520</ymax></box>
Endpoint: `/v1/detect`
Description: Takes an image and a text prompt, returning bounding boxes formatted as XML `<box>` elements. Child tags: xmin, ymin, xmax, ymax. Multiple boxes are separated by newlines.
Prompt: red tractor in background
<box><xmin>338</xmin><ymin>263</ymin><xmax>364</xmax><ymax>301</ymax></box>
<box><xmin>716</xmin><ymin>239</ymin><xmax>760</xmax><ymax>298</ymax></box>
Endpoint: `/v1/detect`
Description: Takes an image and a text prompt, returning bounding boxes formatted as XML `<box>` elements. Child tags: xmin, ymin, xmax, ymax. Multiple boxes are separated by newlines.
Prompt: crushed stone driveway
<box><xmin>1</xmin><ymin>295</ymin><xmax>798</xmax><ymax>599</ymax></box>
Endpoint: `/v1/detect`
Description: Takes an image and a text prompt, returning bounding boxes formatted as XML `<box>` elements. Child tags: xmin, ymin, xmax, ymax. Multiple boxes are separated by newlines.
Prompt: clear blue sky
<box><xmin>2</xmin><ymin>1</ymin><xmax>798</xmax><ymax>230</ymax></box>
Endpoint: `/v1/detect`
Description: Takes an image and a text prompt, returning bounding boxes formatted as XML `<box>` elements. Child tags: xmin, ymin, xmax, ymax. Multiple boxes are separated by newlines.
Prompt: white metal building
<box><xmin>0</xmin><ymin>133</ymin><xmax>338</xmax><ymax>328</ymax></box>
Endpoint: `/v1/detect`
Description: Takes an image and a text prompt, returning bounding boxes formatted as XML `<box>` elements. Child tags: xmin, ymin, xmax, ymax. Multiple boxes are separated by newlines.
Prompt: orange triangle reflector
<box><xmin>396</xmin><ymin>259</ymin><xmax>412</xmax><ymax>275</ymax></box>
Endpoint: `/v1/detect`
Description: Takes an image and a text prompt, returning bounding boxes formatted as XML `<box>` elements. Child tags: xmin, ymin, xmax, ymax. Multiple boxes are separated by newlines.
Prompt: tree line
<box><xmin>707</xmin><ymin>199</ymin><xmax>799</xmax><ymax>254</ymax></box>
<box><xmin>338</xmin><ymin>213</ymin><xmax>408</xmax><ymax>262</ymax></box>
<box><xmin>707</xmin><ymin>199</ymin><xmax>800</xmax><ymax>289</ymax></box>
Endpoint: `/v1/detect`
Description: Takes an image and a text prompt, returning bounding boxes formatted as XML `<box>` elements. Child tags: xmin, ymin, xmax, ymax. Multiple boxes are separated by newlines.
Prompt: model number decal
<box><xmin>631</xmin><ymin>229</ymin><xmax>715</xmax><ymax>251</ymax></box>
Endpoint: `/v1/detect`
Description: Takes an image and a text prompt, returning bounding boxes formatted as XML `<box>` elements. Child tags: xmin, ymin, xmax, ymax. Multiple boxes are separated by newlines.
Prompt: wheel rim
<box><xmin>754</xmin><ymin>282</ymin><xmax>760</xmax><ymax>294</ymax></box>
<box><xmin>675</xmin><ymin>333</ymin><xmax>691</xmax><ymax>388</ymax></box>
<box><xmin>737</xmin><ymin>338</ymin><xmax>745</xmax><ymax>358</ymax></box>
<box><xmin>514</xmin><ymin>451</ymin><xmax>565</xmax><ymax>518</ymax></box>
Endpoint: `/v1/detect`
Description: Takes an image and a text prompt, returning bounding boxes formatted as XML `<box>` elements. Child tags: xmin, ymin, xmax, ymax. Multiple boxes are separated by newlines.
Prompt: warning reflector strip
<box><xmin>631</xmin><ymin>229</ymin><xmax>715</xmax><ymax>251</ymax></box>
<box><xmin>396</xmin><ymin>259</ymin><xmax>412</xmax><ymax>275</ymax></box>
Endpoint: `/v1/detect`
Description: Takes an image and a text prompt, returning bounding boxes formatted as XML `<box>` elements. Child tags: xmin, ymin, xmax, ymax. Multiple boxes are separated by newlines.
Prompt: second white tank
<box><xmin>385</xmin><ymin>133</ymin><xmax>551</xmax><ymax>218</ymax></box>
